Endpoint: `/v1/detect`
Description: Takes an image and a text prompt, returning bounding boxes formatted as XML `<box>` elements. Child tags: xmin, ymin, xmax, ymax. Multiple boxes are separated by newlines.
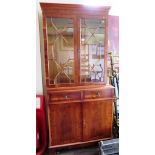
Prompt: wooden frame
<box><xmin>40</xmin><ymin>3</ymin><xmax>110</xmax><ymax>87</ymax></box>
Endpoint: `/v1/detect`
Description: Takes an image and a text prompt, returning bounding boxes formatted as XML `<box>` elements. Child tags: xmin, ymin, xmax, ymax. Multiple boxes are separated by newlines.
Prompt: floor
<box><xmin>43</xmin><ymin>145</ymin><xmax>99</xmax><ymax>155</ymax></box>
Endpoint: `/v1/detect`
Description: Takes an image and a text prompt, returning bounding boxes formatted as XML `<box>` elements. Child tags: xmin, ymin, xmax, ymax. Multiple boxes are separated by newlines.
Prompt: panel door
<box><xmin>46</xmin><ymin>17</ymin><xmax>76</xmax><ymax>85</ymax></box>
<box><xmin>83</xmin><ymin>100</ymin><xmax>113</xmax><ymax>141</ymax></box>
<box><xmin>79</xmin><ymin>17</ymin><xmax>106</xmax><ymax>83</ymax></box>
<box><xmin>48</xmin><ymin>102</ymin><xmax>82</xmax><ymax>146</ymax></box>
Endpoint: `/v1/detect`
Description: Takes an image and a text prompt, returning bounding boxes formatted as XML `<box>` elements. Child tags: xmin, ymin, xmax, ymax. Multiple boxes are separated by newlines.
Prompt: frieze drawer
<box><xmin>84</xmin><ymin>89</ymin><xmax>113</xmax><ymax>99</ymax></box>
<box><xmin>49</xmin><ymin>92</ymin><xmax>81</xmax><ymax>102</ymax></box>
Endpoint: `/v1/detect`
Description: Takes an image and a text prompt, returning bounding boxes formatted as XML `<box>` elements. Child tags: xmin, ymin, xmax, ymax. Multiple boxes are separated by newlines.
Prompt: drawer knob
<box><xmin>64</xmin><ymin>95</ymin><xmax>68</xmax><ymax>99</ymax></box>
<box><xmin>96</xmin><ymin>92</ymin><xmax>100</xmax><ymax>97</ymax></box>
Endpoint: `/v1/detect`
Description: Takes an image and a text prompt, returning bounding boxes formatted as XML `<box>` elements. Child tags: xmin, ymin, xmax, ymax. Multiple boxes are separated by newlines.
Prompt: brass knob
<box><xmin>64</xmin><ymin>95</ymin><xmax>68</xmax><ymax>99</ymax></box>
<box><xmin>96</xmin><ymin>92</ymin><xmax>100</xmax><ymax>97</ymax></box>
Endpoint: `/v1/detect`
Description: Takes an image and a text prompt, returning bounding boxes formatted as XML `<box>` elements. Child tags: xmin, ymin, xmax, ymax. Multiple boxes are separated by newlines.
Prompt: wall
<box><xmin>36</xmin><ymin>0</ymin><xmax>119</xmax><ymax>94</ymax></box>
<box><xmin>36</xmin><ymin>7</ymin><xmax>43</xmax><ymax>94</ymax></box>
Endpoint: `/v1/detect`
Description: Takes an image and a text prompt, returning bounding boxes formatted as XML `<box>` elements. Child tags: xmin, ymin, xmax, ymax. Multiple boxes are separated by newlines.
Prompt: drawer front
<box><xmin>84</xmin><ymin>89</ymin><xmax>114</xmax><ymax>99</ymax></box>
<box><xmin>49</xmin><ymin>92</ymin><xmax>81</xmax><ymax>102</ymax></box>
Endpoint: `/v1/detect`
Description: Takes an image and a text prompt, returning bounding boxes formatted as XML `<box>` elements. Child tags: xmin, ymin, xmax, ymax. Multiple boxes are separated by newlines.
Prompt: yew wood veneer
<box><xmin>40</xmin><ymin>3</ymin><xmax>114</xmax><ymax>148</ymax></box>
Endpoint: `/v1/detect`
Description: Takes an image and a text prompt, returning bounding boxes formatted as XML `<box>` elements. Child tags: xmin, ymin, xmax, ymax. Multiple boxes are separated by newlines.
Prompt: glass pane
<box><xmin>46</xmin><ymin>18</ymin><xmax>74</xmax><ymax>84</ymax></box>
<box><xmin>80</xmin><ymin>18</ymin><xmax>105</xmax><ymax>82</ymax></box>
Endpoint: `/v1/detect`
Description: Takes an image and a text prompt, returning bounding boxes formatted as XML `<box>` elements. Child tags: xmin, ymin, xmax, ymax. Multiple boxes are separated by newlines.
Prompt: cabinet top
<box><xmin>40</xmin><ymin>2</ymin><xmax>111</xmax><ymax>88</ymax></box>
<box><xmin>40</xmin><ymin>3</ymin><xmax>111</xmax><ymax>15</ymax></box>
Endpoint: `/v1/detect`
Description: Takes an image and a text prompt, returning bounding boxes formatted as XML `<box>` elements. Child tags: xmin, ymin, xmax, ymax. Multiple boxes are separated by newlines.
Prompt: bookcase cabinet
<box><xmin>40</xmin><ymin>3</ymin><xmax>114</xmax><ymax>148</ymax></box>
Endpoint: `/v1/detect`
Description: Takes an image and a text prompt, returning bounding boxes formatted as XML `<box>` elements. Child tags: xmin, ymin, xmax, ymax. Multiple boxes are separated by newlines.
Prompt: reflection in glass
<box><xmin>80</xmin><ymin>18</ymin><xmax>105</xmax><ymax>82</ymax></box>
<box><xmin>46</xmin><ymin>18</ymin><xmax>74</xmax><ymax>84</ymax></box>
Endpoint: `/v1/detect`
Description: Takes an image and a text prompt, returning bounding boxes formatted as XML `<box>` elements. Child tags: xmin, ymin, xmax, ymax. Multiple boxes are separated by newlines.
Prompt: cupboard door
<box><xmin>48</xmin><ymin>102</ymin><xmax>82</xmax><ymax>146</ymax></box>
<box><xmin>80</xmin><ymin>18</ymin><xmax>105</xmax><ymax>83</ymax></box>
<box><xmin>83</xmin><ymin>100</ymin><xmax>113</xmax><ymax>141</ymax></box>
<box><xmin>46</xmin><ymin>17</ymin><xmax>75</xmax><ymax>85</ymax></box>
